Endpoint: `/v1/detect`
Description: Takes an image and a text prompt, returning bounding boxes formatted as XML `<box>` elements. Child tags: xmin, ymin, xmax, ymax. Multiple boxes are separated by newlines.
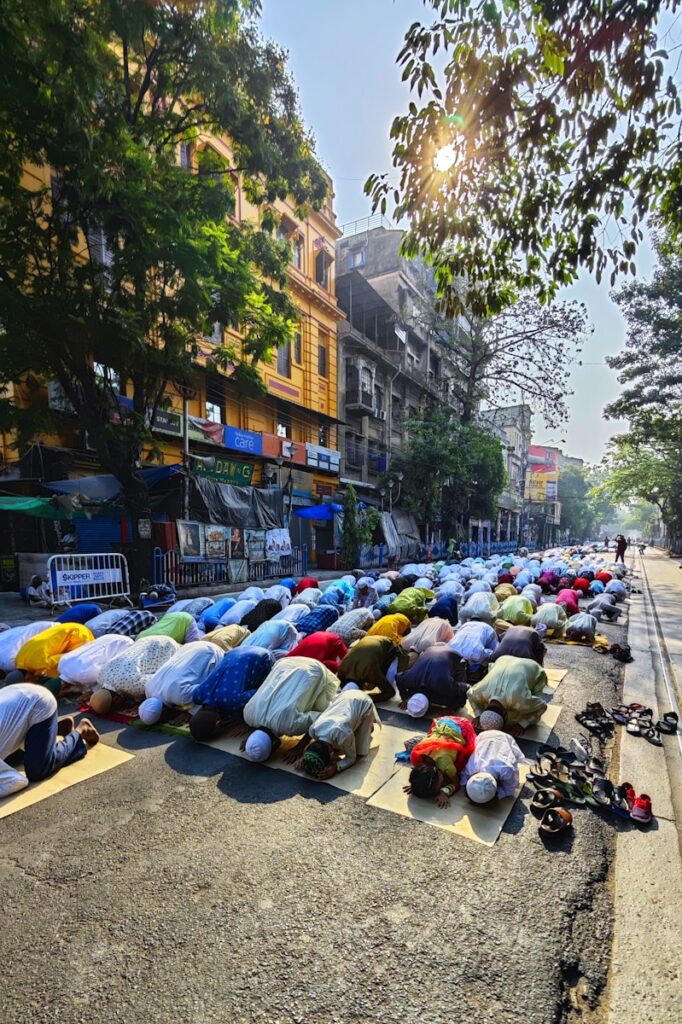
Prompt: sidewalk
<box><xmin>607</xmin><ymin>549</ymin><xmax>682</xmax><ymax>1023</ymax></box>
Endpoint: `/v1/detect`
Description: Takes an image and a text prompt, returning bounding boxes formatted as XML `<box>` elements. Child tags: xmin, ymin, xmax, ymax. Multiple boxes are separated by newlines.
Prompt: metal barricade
<box><xmin>48</xmin><ymin>553</ymin><xmax>132</xmax><ymax>606</ymax></box>
<box><xmin>153</xmin><ymin>547</ymin><xmax>303</xmax><ymax>590</ymax></box>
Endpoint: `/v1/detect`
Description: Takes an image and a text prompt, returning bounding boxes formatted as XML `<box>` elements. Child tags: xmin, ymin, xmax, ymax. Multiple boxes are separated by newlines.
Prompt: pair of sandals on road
<box><xmin>528</xmin><ymin>740</ymin><xmax>653</xmax><ymax>827</ymax></box>
<box><xmin>606</xmin><ymin>703</ymin><xmax>678</xmax><ymax>746</ymax></box>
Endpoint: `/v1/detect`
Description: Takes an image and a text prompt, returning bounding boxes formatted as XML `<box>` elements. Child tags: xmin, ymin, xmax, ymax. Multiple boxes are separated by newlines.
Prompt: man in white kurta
<box><xmin>241</xmin><ymin>656</ymin><xmax>339</xmax><ymax>761</ymax></box>
<box><xmin>0</xmin><ymin>683</ymin><xmax>99</xmax><ymax>797</ymax></box>
<box><xmin>297</xmin><ymin>688</ymin><xmax>381</xmax><ymax>779</ymax></box>
<box><xmin>139</xmin><ymin>641</ymin><xmax>224</xmax><ymax>723</ymax></box>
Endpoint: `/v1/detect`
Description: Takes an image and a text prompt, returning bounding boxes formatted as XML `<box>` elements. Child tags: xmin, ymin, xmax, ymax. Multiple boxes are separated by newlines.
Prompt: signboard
<box><xmin>305</xmin><ymin>442</ymin><xmax>341</xmax><ymax>473</ymax></box>
<box><xmin>224</xmin><ymin>426</ymin><xmax>263</xmax><ymax>456</ymax></box>
<box><xmin>194</xmin><ymin>457</ymin><xmax>254</xmax><ymax>486</ymax></box>
<box><xmin>265</xmin><ymin>528</ymin><xmax>292</xmax><ymax>559</ymax></box>
<box><xmin>153</xmin><ymin>409</ymin><xmax>183</xmax><ymax>437</ymax></box>
<box><xmin>137</xmin><ymin>518</ymin><xmax>152</xmax><ymax>540</ymax></box>
<box><xmin>55</xmin><ymin>567</ymin><xmax>123</xmax><ymax>587</ymax></box>
<box><xmin>526</xmin><ymin>445</ymin><xmax>560</xmax><ymax>502</ymax></box>
<box><xmin>177</xmin><ymin>520</ymin><xmax>205</xmax><ymax>559</ymax></box>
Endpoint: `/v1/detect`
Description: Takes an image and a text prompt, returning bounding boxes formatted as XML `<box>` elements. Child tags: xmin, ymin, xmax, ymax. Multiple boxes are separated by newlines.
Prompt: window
<box><xmin>391</xmin><ymin>397</ymin><xmax>402</xmax><ymax>428</ymax></box>
<box><xmin>293</xmin><ymin>329</ymin><xmax>302</xmax><ymax>364</ymax></box>
<box><xmin>318</xmin><ymin>423</ymin><xmax>329</xmax><ymax>447</ymax></box>
<box><xmin>361</xmin><ymin>367</ymin><xmax>372</xmax><ymax>392</ymax></box>
<box><xmin>318</xmin><ymin>339</ymin><xmax>328</xmax><ymax>378</ymax></box>
<box><xmin>179</xmin><ymin>142</ymin><xmax>192</xmax><ymax>170</ymax></box>
<box><xmin>50</xmin><ymin>173</ymin><xmax>76</xmax><ymax>234</ymax></box>
<box><xmin>292</xmin><ymin>236</ymin><xmax>304</xmax><ymax>270</ymax></box>
<box><xmin>205</xmin><ymin>380</ymin><xmax>224</xmax><ymax>424</ymax></box>
<box><xmin>276</xmin><ymin>340</ymin><xmax>291</xmax><ymax>378</ymax></box>
<box><xmin>374</xmin><ymin>385</ymin><xmax>384</xmax><ymax>413</ymax></box>
<box><xmin>347</xmin><ymin>246</ymin><xmax>366</xmax><ymax>271</ymax></box>
<box><xmin>315</xmin><ymin>250</ymin><xmax>332</xmax><ymax>290</ymax></box>
<box><xmin>276</xmin><ymin>409</ymin><xmax>291</xmax><ymax>438</ymax></box>
<box><xmin>86</xmin><ymin>225</ymin><xmax>114</xmax><ymax>269</ymax></box>
<box><xmin>346</xmin><ymin>361</ymin><xmax>359</xmax><ymax>392</ymax></box>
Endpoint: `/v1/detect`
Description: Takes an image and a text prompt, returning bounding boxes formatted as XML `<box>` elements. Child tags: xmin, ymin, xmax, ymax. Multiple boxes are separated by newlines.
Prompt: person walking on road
<box><xmin>615</xmin><ymin>534</ymin><xmax>628</xmax><ymax>564</ymax></box>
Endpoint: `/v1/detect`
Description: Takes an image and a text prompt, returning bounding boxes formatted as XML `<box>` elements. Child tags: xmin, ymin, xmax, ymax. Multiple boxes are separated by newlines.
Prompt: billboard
<box><xmin>525</xmin><ymin>445</ymin><xmax>560</xmax><ymax>502</ymax></box>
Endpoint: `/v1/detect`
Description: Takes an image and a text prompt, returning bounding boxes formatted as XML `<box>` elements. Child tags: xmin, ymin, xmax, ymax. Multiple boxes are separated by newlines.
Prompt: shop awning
<box><xmin>43</xmin><ymin>465</ymin><xmax>182</xmax><ymax>501</ymax></box>
<box><xmin>0</xmin><ymin>496</ymin><xmax>73</xmax><ymax>519</ymax></box>
<box><xmin>293</xmin><ymin>503</ymin><xmax>342</xmax><ymax>521</ymax></box>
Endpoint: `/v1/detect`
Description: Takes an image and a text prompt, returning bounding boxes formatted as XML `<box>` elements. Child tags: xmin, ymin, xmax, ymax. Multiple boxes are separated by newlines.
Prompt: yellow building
<box><xmin>3</xmin><ymin>138</ymin><xmax>343</xmax><ymax>566</ymax></box>
<box><xmin>147</xmin><ymin>134</ymin><xmax>342</xmax><ymax>494</ymax></box>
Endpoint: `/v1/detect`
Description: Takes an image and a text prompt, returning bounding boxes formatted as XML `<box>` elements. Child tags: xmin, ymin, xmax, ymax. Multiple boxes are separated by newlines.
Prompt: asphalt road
<box><xmin>0</xmin><ymin>614</ymin><xmax>629</xmax><ymax>1024</ymax></box>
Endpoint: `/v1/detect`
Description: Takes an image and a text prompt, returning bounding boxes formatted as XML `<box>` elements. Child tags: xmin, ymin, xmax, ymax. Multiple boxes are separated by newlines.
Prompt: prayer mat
<box><xmin>546</xmin><ymin>634</ymin><xmax>610</xmax><ymax>651</ymax></box>
<box><xmin>205</xmin><ymin>721</ymin><xmax>413</xmax><ymax>800</ymax></box>
<box><xmin>366</xmin><ymin>763</ymin><xmax>530</xmax><ymax>847</ymax></box>
<box><xmin>0</xmin><ymin>741</ymin><xmax>134</xmax><ymax>819</ymax></box>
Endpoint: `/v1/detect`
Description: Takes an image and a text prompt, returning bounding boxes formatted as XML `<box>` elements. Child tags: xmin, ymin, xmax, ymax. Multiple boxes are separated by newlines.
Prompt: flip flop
<box><xmin>657</xmin><ymin>712</ymin><xmax>679</xmax><ymax>734</ymax></box>
<box><xmin>611</xmin><ymin>782</ymin><xmax>635</xmax><ymax>818</ymax></box>
<box><xmin>530</xmin><ymin>789</ymin><xmax>563</xmax><ymax>815</ymax></box>
<box><xmin>590</xmin><ymin>777</ymin><xmax>614</xmax><ymax>807</ymax></box>
<box><xmin>539</xmin><ymin>807</ymin><xmax>573</xmax><ymax>835</ymax></box>
<box><xmin>642</xmin><ymin>727</ymin><xmax>663</xmax><ymax>747</ymax></box>
<box><xmin>626</xmin><ymin>720</ymin><xmax>642</xmax><ymax>735</ymax></box>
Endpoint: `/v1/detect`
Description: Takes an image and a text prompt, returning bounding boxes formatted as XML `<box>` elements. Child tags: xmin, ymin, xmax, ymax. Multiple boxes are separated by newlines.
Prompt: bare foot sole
<box><xmin>57</xmin><ymin>716</ymin><xmax>75</xmax><ymax>737</ymax></box>
<box><xmin>76</xmin><ymin>718</ymin><xmax>100</xmax><ymax>747</ymax></box>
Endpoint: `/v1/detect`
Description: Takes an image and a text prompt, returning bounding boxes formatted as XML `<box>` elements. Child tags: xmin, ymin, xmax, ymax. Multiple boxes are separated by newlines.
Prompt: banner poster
<box><xmin>244</xmin><ymin>528</ymin><xmax>266</xmax><ymax>562</ymax></box>
<box><xmin>205</xmin><ymin>524</ymin><xmax>229</xmax><ymax>559</ymax></box>
<box><xmin>265</xmin><ymin>528</ymin><xmax>292</xmax><ymax>560</ymax></box>
<box><xmin>177</xmin><ymin>520</ymin><xmax>205</xmax><ymax>559</ymax></box>
<box><xmin>229</xmin><ymin>528</ymin><xmax>245</xmax><ymax>559</ymax></box>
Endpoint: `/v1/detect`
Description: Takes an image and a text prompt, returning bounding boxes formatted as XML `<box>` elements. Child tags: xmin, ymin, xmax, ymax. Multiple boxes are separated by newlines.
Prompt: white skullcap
<box><xmin>138</xmin><ymin>697</ymin><xmax>164</xmax><ymax>725</ymax></box>
<box><xmin>407</xmin><ymin>693</ymin><xmax>429</xmax><ymax>717</ymax></box>
<box><xmin>466</xmin><ymin>771</ymin><xmax>498</xmax><ymax>804</ymax></box>
<box><xmin>479</xmin><ymin>709</ymin><xmax>505</xmax><ymax>731</ymax></box>
<box><xmin>341</xmin><ymin>681</ymin><xmax>360</xmax><ymax>691</ymax></box>
<box><xmin>245</xmin><ymin>729</ymin><xmax>272</xmax><ymax>762</ymax></box>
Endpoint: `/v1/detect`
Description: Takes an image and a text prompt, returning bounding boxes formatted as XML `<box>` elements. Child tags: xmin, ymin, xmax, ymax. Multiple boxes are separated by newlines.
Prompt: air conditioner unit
<box><xmin>376</xmin><ymin>410</ymin><xmax>387</xmax><ymax>421</ymax></box>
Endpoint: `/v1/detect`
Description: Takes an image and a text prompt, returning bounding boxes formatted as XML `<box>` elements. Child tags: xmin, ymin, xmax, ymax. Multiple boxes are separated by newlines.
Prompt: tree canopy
<box><xmin>0</xmin><ymin>0</ymin><xmax>326</xmax><ymax>571</ymax></box>
<box><xmin>385</xmin><ymin>403</ymin><xmax>505</xmax><ymax>538</ymax></box>
<box><xmin>367</xmin><ymin>0</ymin><xmax>679</xmax><ymax>314</ymax></box>
<box><xmin>604</xmin><ymin>231</ymin><xmax>682</xmax><ymax>537</ymax></box>
<box><xmin>412</xmin><ymin>292</ymin><xmax>590</xmax><ymax>426</ymax></box>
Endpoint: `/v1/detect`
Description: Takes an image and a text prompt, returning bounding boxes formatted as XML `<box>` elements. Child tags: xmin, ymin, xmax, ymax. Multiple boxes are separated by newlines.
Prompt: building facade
<box><xmin>335</xmin><ymin>221</ymin><xmax>465</xmax><ymax>502</ymax></box>
<box><xmin>2</xmin><ymin>138</ymin><xmax>343</xmax><ymax>569</ymax></box>
<box><xmin>480</xmin><ymin>404</ymin><xmax>532</xmax><ymax>544</ymax></box>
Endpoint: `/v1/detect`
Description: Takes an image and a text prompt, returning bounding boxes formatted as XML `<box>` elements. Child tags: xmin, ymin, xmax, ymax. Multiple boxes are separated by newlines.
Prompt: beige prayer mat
<box><xmin>545</xmin><ymin>668</ymin><xmax>567</xmax><ymax>688</ymax></box>
<box><xmin>0</xmin><ymin>742</ymin><xmax>134</xmax><ymax>819</ymax></box>
<box><xmin>518</xmin><ymin>702</ymin><xmax>563</xmax><ymax>743</ymax></box>
<box><xmin>366</xmin><ymin>764</ymin><xmax>530</xmax><ymax>847</ymax></box>
<box><xmin>206</xmin><ymin>721</ymin><xmax>413</xmax><ymax>800</ymax></box>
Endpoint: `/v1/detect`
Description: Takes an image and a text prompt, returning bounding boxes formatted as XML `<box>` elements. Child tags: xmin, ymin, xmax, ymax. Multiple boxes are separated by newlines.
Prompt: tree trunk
<box><xmin>118</xmin><ymin>470</ymin><xmax>154</xmax><ymax>592</ymax></box>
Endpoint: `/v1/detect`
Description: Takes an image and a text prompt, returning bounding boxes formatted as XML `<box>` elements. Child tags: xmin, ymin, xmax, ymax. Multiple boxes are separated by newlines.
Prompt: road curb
<box><xmin>606</xmin><ymin>563</ymin><xmax>682</xmax><ymax>1023</ymax></box>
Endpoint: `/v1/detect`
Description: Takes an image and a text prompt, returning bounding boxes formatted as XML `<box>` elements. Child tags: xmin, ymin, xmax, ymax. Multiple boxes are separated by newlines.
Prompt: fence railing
<box><xmin>152</xmin><ymin>547</ymin><xmax>304</xmax><ymax>590</ymax></box>
<box><xmin>48</xmin><ymin>552</ymin><xmax>133</xmax><ymax>606</ymax></box>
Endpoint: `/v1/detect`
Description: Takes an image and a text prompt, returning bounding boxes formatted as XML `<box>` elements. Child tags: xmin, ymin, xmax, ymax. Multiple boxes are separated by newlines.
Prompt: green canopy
<box><xmin>0</xmin><ymin>496</ymin><xmax>73</xmax><ymax>520</ymax></box>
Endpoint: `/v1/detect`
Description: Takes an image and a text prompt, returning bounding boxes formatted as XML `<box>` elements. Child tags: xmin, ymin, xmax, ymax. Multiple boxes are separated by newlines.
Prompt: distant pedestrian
<box><xmin>615</xmin><ymin>534</ymin><xmax>627</xmax><ymax>564</ymax></box>
<box><xmin>604</xmin><ymin>535</ymin><xmax>610</xmax><ymax>549</ymax></box>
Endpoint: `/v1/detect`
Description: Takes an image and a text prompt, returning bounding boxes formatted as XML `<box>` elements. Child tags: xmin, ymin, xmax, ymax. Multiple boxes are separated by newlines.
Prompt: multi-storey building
<box><xmin>335</xmin><ymin>220</ymin><xmax>465</xmax><ymax>502</ymax></box>
<box><xmin>480</xmin><ymin>404</ymin><xmax>532</xmax><ymax>544</ymax></box>
<box><xmin>1</xmin><ymin>138</ymin><xmax>343</xmax><ymax>570</ymax></box>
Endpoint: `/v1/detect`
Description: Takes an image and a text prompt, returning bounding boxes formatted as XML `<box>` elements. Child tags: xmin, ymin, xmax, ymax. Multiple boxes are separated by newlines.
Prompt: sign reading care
<box><xmin>195</xmin><ymin>458</ymin><xmax>254</xmax><ymax>486</ymax></box>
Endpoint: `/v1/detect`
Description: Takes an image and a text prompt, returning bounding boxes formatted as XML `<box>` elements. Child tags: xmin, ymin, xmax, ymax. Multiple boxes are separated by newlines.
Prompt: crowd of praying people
<box><xmin>0</xmin><ymin>545</ymin><xmax>630</xmax><ymax>812</ymax></box>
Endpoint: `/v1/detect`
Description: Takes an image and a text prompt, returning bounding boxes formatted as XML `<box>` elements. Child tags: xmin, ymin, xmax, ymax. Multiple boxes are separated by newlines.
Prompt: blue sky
<box><xmin>261</xmin><ymin>0</ymin><xmax>654</xmax><ymax>465</ymax></box>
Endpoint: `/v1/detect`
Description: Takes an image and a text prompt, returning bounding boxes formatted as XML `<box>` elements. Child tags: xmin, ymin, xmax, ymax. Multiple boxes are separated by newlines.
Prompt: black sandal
<box><xmin>539</xmin><ymin>806</ymin><xmax>573</xmax><ymax>835</ymax></box>
<box><xmin>657</xmin><ymin>712</ymin><xmax>679</xmax><ymax>735</ymax></box>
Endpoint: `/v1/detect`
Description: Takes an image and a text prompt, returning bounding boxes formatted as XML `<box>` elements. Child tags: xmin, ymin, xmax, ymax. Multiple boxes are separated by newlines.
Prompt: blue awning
<box><xmin>293</xmin><ymin>503</ymin><xmax>343</xmax><ymax>521</ymax></box>
<box><xmin>43</xmin><ymin>465</ymin><xmax>182</xmax><ymax>501</ymax></box>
